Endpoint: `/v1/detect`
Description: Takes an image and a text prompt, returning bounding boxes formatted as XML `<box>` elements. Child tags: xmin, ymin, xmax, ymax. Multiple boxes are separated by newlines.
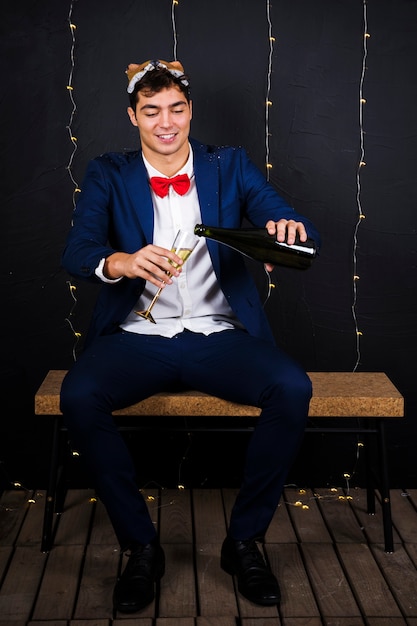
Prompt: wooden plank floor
<box><xmin>0</xmin><ymin>486</ymin><xmax>417</xmax><ymax>625</ymax></box>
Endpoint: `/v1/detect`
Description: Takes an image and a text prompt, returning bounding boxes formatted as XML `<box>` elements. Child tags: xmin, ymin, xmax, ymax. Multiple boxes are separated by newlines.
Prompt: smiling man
<box><xmin>60</xmin><ymin>58</ymin><xmax>321</xmax><ymax>613</ymax></box>
<box><xmin>126</xmin><ymin>61</ymin><xmax>192</xmax><ymax>172</ymax></box>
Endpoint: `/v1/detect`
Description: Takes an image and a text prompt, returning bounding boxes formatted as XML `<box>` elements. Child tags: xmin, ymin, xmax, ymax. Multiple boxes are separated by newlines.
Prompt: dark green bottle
<box><xmin>194</xmin><ymin>224</ymin><xmax>316</xmax><ymax>270</ymax></box>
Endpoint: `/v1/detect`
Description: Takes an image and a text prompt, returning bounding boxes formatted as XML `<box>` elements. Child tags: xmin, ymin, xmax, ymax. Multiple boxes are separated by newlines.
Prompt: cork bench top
<box><xmin>35</xmin><ymin>370</ymin><xmax>404</xmax><ymax>419</ymax></box>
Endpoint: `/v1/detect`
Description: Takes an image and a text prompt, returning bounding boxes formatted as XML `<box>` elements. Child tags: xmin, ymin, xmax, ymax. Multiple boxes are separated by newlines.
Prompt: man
<box><xmin>60</xmin><ymin>59</ymin><xmax>321</xmax><ymax>613</ymax></box>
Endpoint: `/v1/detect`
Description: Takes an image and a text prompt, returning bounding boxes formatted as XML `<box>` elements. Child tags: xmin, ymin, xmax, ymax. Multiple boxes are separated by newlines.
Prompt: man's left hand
<box><xmin>264</xmin><ymin>219</ymin><xmax>307</xmax><ymax>272</ymax></box>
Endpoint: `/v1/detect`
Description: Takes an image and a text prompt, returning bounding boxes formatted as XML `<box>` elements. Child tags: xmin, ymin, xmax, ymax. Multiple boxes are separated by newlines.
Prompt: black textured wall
<box><xmin>2</xmin><ymin>0</ymin><xmax>416</xmax><ymax>489</ymax></box>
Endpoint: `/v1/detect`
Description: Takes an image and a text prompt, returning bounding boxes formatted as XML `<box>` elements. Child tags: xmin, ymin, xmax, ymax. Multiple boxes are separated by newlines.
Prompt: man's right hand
<box><xmin>103</xmin><ymin>244</ymin><xmax>183</xmax><ymax>287</ymax></box>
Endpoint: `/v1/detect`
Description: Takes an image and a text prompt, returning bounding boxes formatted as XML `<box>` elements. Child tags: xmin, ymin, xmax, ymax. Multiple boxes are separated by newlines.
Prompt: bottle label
<box><xmin>274</xmin><ymin>240</ymin><xmax>316</xmax><ymax>255</ymax></box>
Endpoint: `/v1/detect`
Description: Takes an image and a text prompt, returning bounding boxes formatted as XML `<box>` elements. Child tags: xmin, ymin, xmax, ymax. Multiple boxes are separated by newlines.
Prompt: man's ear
<box><xmin>127</xmin><ymin>106</ymin><xmax>138</xmax><ymax>127</ymax></box>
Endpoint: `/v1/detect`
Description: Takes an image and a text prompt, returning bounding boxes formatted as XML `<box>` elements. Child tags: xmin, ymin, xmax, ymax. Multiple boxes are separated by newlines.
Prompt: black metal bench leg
<box><xmin>363</xmin><ymin>423</ymin><xmax>376</xmax><ymax>515</ymax></box>
<box><xmin>377</xmin><ymin>420</ymin><xmax>394</xmax><ymax>553</ymax></box>
<box><xmin>55</xmin><ymin>433</ymin><xmax>69</xmax><ymax>515</ymax></box>
<box><xmin>41</xmin><ymin>415</ymin><xmax>61</xmax><ymax>552</ymax></box>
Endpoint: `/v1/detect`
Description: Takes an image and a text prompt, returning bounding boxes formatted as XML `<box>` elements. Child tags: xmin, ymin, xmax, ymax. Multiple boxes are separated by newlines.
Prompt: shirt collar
<box><xmin>142</xmin><ymin>143</ymin><xmax>194</xmax><ymax>180</ymax></box>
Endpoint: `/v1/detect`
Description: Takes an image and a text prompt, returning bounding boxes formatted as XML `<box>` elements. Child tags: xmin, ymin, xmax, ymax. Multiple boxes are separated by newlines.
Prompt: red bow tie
<box><xmin>150</xmin><ymin>173</ymin><xmax>190</xmax><ymax>198</ymax></box>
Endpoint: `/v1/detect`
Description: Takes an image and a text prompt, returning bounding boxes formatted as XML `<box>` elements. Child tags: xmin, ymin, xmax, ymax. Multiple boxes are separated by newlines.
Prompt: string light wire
<box><xmin>265</xmin><ymin>1</ymin><xmax>275</xmax><ymax>180</ymax></box>
<box><xmin>64</xmin><ymin>280</ymin><xmax>82</xmax><ymax>361</ymax></box>
<box><xmin>66</xmin><ymin>1</ymin><xmax>80</xmax><ymax>207</ymax></box>
<box><xmin>263</xmin><ymin>1</ymin><xmax>276</xmax><ymax>306</ymax></box>
<box><xmin>65</xmin><ymin>0</ymin><xmax>82</xmax><ymax>359</ymax></box>
<box><xmin>171</xmin><ymin>0</ymin><xmax>179</xmax><ymax>61</ymax></box>
<box><xmin>352</xmin><ymin>0</ymin><xmax>369</xmax><ymax>372</ymax></box>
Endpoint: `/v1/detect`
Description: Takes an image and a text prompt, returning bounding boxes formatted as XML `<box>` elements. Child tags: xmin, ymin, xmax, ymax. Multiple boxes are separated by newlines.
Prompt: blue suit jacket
<box><xmin>62</xmin><ymin>138</ymin><xmax>320</xmax><ymax>347</ymax></box>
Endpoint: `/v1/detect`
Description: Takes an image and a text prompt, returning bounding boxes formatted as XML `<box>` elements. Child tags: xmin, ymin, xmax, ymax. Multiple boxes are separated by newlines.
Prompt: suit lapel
<box><xmin>120</xmin><ymin>152</ymin><xmax>154</xmax><ymax>244</ymax></box>
<box><xmin>192</xmin><ymin>140</ymin><xmax>221</xmax><ymax>270</ymax></box>
<box><xmin>119</xmin><ymin>144</ymin><xmax>222</xmax><ymax>270</ymax></box>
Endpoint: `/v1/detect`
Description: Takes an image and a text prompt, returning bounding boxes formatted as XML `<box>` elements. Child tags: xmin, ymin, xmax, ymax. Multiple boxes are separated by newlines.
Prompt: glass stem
<box><xmin>147</xmin><ymin>286</ymin><xmax>163</xmax><ymax>312</ymax></box>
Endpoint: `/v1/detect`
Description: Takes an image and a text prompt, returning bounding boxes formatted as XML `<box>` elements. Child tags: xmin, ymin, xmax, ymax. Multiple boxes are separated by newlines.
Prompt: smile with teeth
<box><xmin>158</xmin><ymin>133</ymin><xmax>176</xmax><ymax>140</ymax></box>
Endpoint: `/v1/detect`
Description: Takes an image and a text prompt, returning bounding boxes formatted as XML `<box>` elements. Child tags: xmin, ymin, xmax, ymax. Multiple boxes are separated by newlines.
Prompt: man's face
<box><xmin>127</xmin><ymin>85</ymin><xmax>192</xmax><ymax>163</ymax></box>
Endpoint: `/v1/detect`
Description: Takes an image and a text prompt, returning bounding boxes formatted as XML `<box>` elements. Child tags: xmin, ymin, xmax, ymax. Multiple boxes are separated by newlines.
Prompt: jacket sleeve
<box><xmin>61</xmin><ymin>158</ymin><xmax>118</xmax><ymax>282</ymax></box>
<box><xmin>222</xmin><ymin>147</ymin><xmax>321</xmax><ymax>251</ymax></box>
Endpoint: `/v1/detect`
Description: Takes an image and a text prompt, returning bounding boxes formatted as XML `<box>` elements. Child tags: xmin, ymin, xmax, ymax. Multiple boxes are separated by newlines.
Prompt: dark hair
<box><xmin>128</xmin><ymin>67</ymin><xmax>191</xmax><ymax>109</ymax></box>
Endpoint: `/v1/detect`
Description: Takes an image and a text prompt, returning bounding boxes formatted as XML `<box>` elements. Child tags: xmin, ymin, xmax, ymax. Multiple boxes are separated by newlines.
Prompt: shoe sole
<box><xmin>221</xmin><ymin>555</ymin><xmax>280</xmax><ymax>606</ymax></box>
<box><xmin>220</xmin><ymin>554</ymin><xmax>235</xmax><ymax>576</ymax></box>
<box><xmin>113</xmin><ymin>560</ymin><xmax>165</xmax><ymax>613</ymax></box>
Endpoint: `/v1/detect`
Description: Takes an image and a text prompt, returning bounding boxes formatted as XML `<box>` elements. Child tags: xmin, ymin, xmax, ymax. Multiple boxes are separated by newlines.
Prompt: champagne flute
<box><xmin>135</xmin><ymin>229</ymin><xmax>199</xmax><ymax>324</ymax></box>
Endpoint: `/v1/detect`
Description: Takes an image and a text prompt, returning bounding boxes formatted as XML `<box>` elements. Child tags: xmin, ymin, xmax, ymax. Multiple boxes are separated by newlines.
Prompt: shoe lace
<box><xmin>124</xmin><ymin>544</ymin><xmax>154</xmax><ymax>578</ymax></box>
<box><xmin>240</xmin><ymin>539</ymin><xmax>267</xmax><ymax>570</ymax></box>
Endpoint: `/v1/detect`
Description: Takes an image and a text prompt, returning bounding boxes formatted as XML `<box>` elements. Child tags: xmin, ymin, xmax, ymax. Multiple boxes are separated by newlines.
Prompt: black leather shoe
<box><xmin>221</xmin><ymin>536</ymin><xmax>281</xmax><ymax>606</ymax></box>
<box><xmin>113</xmin><ymin>540</ymin><xmax>165</xmax><ymax>613</ymax></box>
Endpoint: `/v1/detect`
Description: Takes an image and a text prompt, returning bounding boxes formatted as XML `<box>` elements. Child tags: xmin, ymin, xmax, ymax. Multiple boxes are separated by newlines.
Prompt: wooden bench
<box><xmin>35</xmin><ymin>370</ymin><xmax>404</xmax><ymax>553</ymax></box>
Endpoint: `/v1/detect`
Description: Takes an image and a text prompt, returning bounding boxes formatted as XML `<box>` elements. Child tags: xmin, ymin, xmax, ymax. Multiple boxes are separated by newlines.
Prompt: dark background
<box><xmin>1</xmin><ymin>0</ymin><xmax>416</xmax><ymax>492</ymax></box>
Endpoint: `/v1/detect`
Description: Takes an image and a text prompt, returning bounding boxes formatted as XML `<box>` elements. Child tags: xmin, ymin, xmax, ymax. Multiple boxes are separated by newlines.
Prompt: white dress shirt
<box><xmin>97</xmin><ymin>144</ymin><xmax>243</xmax><ymax>338</ymax></box>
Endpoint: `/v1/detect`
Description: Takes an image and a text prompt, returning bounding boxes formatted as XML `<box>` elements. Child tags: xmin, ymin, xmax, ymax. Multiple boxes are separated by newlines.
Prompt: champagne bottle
<box><xmin>194</xmin><ymin>224</ymin><xmax>316</xmax><ymax>270</ymax></box>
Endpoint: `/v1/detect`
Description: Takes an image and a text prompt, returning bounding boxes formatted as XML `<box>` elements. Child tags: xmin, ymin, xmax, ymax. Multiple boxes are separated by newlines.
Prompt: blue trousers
<box><xmin>60</xmin><ymin>328</ymin><xmax>311</xmax><ymax>550</ymax></box>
